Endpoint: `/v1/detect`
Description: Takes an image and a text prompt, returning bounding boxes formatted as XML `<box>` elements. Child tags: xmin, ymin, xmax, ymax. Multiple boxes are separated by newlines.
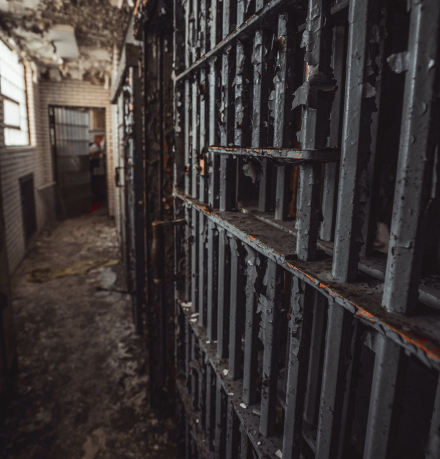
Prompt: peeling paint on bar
<box><xmin>177</xmin><ymin>193</ymin><xmax>440</xmax><ymax>370</ymax></box>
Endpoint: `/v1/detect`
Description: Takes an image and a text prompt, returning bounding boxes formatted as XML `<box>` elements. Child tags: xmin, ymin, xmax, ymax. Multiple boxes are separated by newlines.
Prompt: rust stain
<box><xmin>356</xmin><ymin>308</ymin><xmax>440</xmax><ymax>362</ymax></box>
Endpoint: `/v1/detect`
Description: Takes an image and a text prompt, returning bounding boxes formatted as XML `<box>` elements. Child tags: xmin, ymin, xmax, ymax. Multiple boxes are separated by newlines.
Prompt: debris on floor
<box><xmin>0</xmin><ymin>209</ymin><xmax>176</xmax><ymax>459</ymax></box>
<box><xmin>27</xmin><ymin>259</ymin><xmax>119</xmax><ymax>283</ymax></box>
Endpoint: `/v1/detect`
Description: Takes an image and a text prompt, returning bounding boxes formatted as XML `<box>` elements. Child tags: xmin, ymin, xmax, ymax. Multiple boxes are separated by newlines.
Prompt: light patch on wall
<box><xmin>48</xmin><ymin>24</ymin><xmax>79</xmax><ymax>61</ymax></box>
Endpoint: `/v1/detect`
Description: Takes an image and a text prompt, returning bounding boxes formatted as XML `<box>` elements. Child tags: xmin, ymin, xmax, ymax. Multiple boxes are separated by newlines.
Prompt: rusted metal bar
<box><xmin>177</xmin><ymin>193</ymin><xmax>440</xmax><ymax>371</ymax></box>
<box><xmin>382</xmin><ymin>0</ymin><xmax>440</xmax><ymax>314</ymax></box>
<box><xmin>209</xmin><ymin>145</ymin><xmax>340</xmax><ymax>162</ymax></box>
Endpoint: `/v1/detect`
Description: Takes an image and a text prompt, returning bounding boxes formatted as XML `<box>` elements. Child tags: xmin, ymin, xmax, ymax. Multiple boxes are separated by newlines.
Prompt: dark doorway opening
<box><xmin>19</xmin><ymin>173</ymin><xmax>37</xmax><ymax>244</ymax></box>
<box><xmin>49</xmin><ymin>105</ymin><xmax>107</xmax><ymax>217</ymax></box>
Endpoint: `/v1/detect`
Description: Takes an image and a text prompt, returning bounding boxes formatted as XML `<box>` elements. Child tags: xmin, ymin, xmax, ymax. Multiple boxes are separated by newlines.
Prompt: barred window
<box><xmin>0</xmin><ymin>40</ymin><xmax>29</xmax><ymax>146</ymax></box>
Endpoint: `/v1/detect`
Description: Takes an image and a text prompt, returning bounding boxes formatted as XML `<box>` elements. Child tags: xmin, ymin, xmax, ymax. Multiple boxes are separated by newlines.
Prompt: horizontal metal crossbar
<box><xmin>209</xmin><ymin>145</ymin><xmax>341</xmax><ymax>163</ymax></box>
<box><xmin>176</xmin><ymin>193</ymin><xmax>440</xmax><ymax>371</ymax></box>
<box><xmin>240</xmin><ymin>207</ymin><xmax>440</xmax><ymax>311</ymax></box>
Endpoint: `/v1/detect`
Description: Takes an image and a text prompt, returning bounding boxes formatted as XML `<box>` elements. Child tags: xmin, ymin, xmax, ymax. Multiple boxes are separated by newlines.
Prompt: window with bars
<box><xmin>0</xmin><ymin>40</ymin><xmax>30</xmax><ymax>147</ymax></box>
<box><xmin>171</xmin><ymin>0</ymin><xmax>440</xmax><ymax>457</ymax></box>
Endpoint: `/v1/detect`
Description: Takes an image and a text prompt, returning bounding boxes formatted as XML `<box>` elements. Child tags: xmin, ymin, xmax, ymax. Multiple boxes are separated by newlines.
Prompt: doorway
<box><xmin>49</xmin><ymin>105</ymin><xmax>107</xmax><ymax>217</ymax></box>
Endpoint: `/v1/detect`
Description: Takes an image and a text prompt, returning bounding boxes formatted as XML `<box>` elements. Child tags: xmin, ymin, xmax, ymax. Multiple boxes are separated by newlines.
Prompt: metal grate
<box><xmin>172</xmin><ymin>0</ymin><xmax>440</xmax><ymax>457</ymax></box>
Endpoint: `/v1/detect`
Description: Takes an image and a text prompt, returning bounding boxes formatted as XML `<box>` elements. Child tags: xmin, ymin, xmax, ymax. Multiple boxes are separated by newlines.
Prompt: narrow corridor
<box><xmin>0</xmin><ymin>210</ymin><xmax>175</xmax><ymax>459</ymax></box>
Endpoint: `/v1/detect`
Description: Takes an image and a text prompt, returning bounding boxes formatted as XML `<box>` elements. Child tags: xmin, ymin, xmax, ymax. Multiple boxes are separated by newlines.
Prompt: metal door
<box><xmin>50</xmin><ymin>106</ymin><xmax>91</xmax><ymax>217</ymax></box>
<box><xmin>172</xmin><ymin>0</ymin><xmax>440</xmax><ymax>457</ymax></box>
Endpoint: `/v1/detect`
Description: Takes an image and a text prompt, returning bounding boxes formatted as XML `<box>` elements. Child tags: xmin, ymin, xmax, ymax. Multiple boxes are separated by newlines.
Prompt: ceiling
<box><xmin>0</xmin><ymin>0</ymin><xmax>132</xmax><ymax>84</ymax></box>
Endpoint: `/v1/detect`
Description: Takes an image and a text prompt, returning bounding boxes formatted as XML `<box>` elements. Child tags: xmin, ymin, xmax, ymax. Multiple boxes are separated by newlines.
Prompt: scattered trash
<box><xmin>276</xmin><ymin>450</ymin><xmax>283</xmax><ymax>458</ymax></box>
<box><xmin>240</xmin><ymin>403</ymin><xmax>247</xmax><ymax>409</ymax></box>
<box><xmin>223</xmin><ymin>369</ymin><xmax>228</xmax><ymax>376</ymax></box>
<box><xmin>27</xmin><ymin>259</ymin><xmax>119</xmax><ymax>283</ymax></box>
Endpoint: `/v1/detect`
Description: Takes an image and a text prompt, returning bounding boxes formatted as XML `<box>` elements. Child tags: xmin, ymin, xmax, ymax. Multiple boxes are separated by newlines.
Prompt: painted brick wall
<box><xmin>0</xmin><ymin>64</ymin><xmax>115</xmax><ymax>273</ymax></box>
<box><xmin>0</xmin><ymin>62</ymin><xmax>53</xmax><ymax>273</ymax></box>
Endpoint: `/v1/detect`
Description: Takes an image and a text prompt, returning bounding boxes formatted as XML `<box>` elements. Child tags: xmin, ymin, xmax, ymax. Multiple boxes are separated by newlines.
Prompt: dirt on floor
<box><xmin>0</xmin><ymin>209</ymin><xmax>176</xmax><ymax>459</ymax></box>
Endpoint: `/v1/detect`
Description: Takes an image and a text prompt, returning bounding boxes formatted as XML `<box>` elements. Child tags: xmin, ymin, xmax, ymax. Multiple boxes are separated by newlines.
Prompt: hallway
<box><xmin>0</xmin><ymin>211</ymin><xmax>175</xmax><ymax>459</ymax></box>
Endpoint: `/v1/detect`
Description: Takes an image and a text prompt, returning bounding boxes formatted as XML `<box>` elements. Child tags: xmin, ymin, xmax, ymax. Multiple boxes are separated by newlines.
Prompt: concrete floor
<box><xmin>0</xmin><ymin>210</ymin><xmax>175</xmax><ymax>459</ymax></box>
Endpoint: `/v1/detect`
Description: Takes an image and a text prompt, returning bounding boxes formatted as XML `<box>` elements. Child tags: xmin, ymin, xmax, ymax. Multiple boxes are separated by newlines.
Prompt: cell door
<box><xmin>50</xmin><ymin>106</ymin><xmax>91</xmax><ymax>217</ymax></box>
<box><xmin>172</xmin><ymin>0</ymin><xmax>440</xmax><ymax>458</ymax></box>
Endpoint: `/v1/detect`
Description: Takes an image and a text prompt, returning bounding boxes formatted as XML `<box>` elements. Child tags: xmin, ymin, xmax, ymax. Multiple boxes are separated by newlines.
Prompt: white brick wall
<box><xmin>0</xmin><ymin>65</ymin><xmax>115</xmax><ymax>273</ymax></box>
<box><xmin>0</xmin><ymin>63</ymin><xmax>51</xmax><ymax>273</ymax></box>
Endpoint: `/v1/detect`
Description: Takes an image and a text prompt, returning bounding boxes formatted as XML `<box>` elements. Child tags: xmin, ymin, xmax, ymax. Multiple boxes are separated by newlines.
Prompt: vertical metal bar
<box><xmin>191</xmin><ymin>329</ymin><xmax>199</xmax><ymax>409</ymax></box>
<box><xmin>199</xmin><ymin>0</ymin><xmax>207</xmax><ymax>203</ymax></box>
<box><xmin>207</xmin><ymin>220</ymin><xmax>218</xmax><ymax>340</ymax></box>
<box><xmin>208</xmin><ymin>0</ymin><xmax>219</xmax><ymax>209</ymax></box>
<box><xmin>240</xmin><ymin>424</ymin><xmax>252</xmax><ymax>459</ymax></box>
<box><xmin>199</xmin><ymin>349</ymin><xmax>206</xmax><ymax>429</ymax></box>
<box><xmin>184</xmin><ymin>0</ymin><xmax>191</xmax><ymax>197</ymax></box>
<box><xmin>185</xmin><ymin>317</ymin><xmax>191</xmax><ymax>387</ymax></box>
<box><xmin>191</xmin><ymin>207</ymin><xmax>199</xmax><ymax>313</ymax></box>
<box><xmin>217</xmin><ymin>227</ymin><xmax>230</xmax><ymax>358</ymax></box>
<box><xmin>192</xmin><ymin>74</ymin><xmax>199</xmax><ymax>198</ymax></box>
<box><xmin>273</xmin><ymin>12</ymin><xmax>289</xmax><ymax>221</ymax></box>
<box><xmin>253</xmin><ymin>27</ymin><xmax>271</xmax><ymax>212</ymax></box>
<box><xmin>382</xmin><ymin>0</ymin><xmax>440</xmax><ymax>313</ymax></box>
<box><xmin>206</xmin><ymin>363</ymin><xmax>216</xmax><ymax>451</ymax></box>
<box><xmin>260</xmin><ymin>259</ymin><xmax>283</xmax><ymax>437</ymax></box>
<box><xmin>215</xmin><ymin>375</ymin><xmax>226</xmax><ymax>458</ymax></box>
<box><xmin>226</xmin><ymin>401</ymin><xmax>240</xmax><ymax>459</ymax></box>
<box><xmin>199</xmin><ymin>214</ymin><xmax>207</xmax><ymax>325</ymax></box>
<box><xmin>320</xmin><ymin>23</ymin><xmax>345</xmax><ymax>242</ymax></box>
<box><xmin>316</xmin><ymin>300</ymin><xmax>355</xmax><ymax>458</ymax></box>
<box><xmin>229</xmin><ymin>237</ymin><xmax>243</xmax><ymax>379</ymax></box>
<box><xmin>219</xmin><ymin>0</ymin><xmax>234</xmax><ymax>212</ymax></box>
<box><xmin>304</xmin><ymin>292</ymin><xmax>327</xmax><ymax>425</ymax></box>
<box><xmin>243</xmin><ymin>247</ymin><xmax>260</xmax><ymax>405</ymax></box>
<box><xmin>282</xmin><ymin>277</ymin><xmax>314</xmax><ymax>459</ymax></box>
<box><xmin>332</xmin><ymin>0</ymin><xmax>373</xmax><ymax>281</ymax></box>
<box><xmin>296</xmin><ymin>0</ymin><xmax>333</xmax><ymax>260</ymax></box>
<box><xmin>427</xmin><ymin>377</ymin><xmax>440</xmax><ymax>459</ymax></box>
<box><xmin>184</xmin><ymin>211</ymin><xmax>191</xmax><ymax>302</ymax></box>
<box><xmin>363</xmin><ymin>335</ymin><xmax>405</xmax><ymax>459</ymax></box>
